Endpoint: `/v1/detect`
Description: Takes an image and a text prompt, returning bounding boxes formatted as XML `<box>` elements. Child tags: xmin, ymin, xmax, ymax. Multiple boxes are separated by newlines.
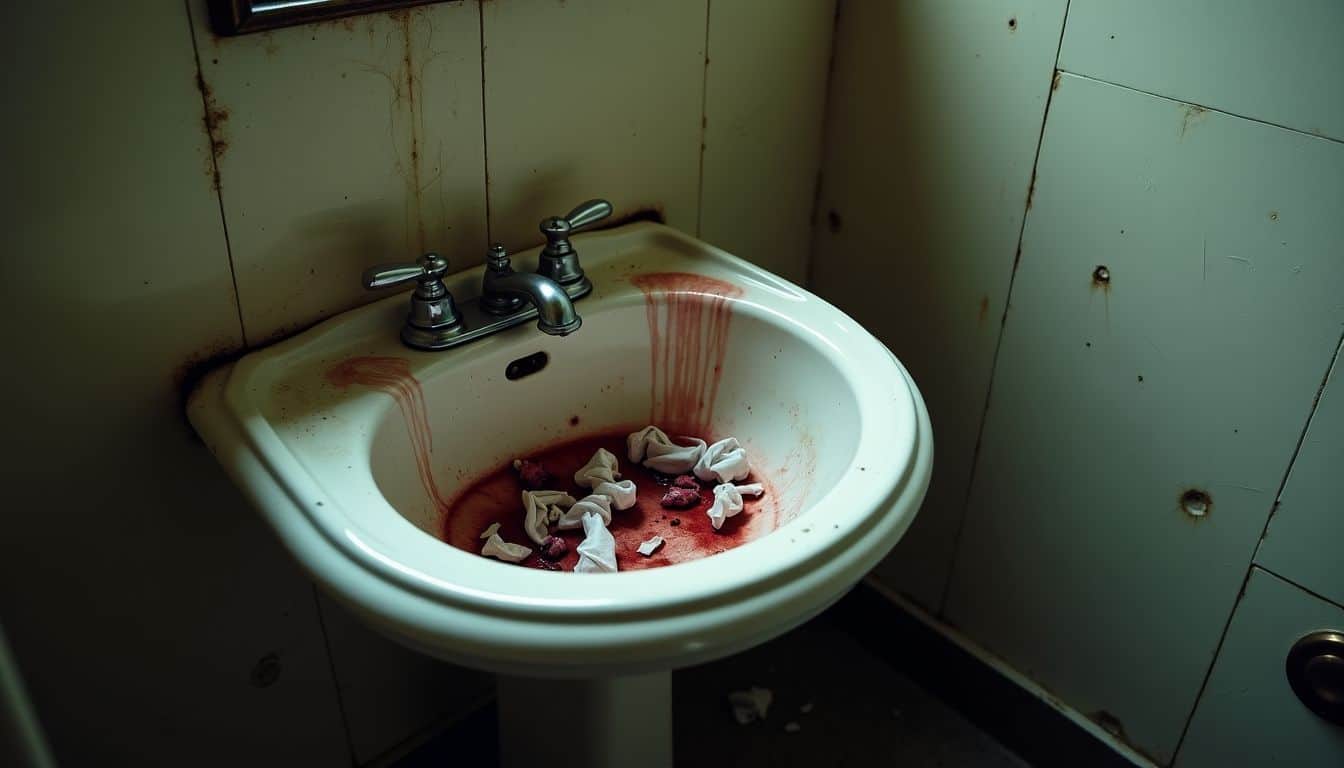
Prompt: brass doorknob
<box><xmin>1286</xmin><ymin>630</ymin><xmax>1344</xmax><ymax>726</ymax></box>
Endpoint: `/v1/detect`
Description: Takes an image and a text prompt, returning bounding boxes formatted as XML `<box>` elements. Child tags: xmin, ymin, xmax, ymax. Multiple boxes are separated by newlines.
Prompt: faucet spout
<box><xmin>483</xmin><ymin>271</ymin><xmax>582</xmax><ymax>336</ymax></box>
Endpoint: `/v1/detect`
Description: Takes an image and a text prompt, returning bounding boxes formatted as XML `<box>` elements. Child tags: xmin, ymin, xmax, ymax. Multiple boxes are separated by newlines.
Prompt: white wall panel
<box><xmin>699</xmin><ymin>0</ymin><xmax>836</xmax><ymax>284</ymax></box>
<box><xmin>481</xmin><ymin>0</ymin><xmax>706</xmax><ymax>251</ymax></box>
<box><xmin>812</xmin><ymin>0</ymin><xmax>1069</xmax><ymax>609</ymax></box>
<box><xmin>1061</xmin><ymin>0</ymin><xmax>1344</xmax><ymax>141</ymax></box>
<box><xmin>1177</xmin><ymin>568</ymin><xmax>1344</xmax><ymax>767</ymax></box>
<box><xmin>190</xmin><ymin>0</ymin><xmax>488</xmax><ymax>345</ymax></box>
<box><xmin>1</xmin><ymin>3</ymin><xmax>348</xmax><ymax>764</ymax></box>
<box><xmin>946</xmin><ymin>73</ymin><xmax>1344</xmax><ymax>762</ymax></box>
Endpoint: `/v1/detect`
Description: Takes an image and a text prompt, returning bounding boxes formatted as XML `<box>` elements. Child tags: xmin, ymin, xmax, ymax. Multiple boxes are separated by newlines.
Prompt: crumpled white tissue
<box><xmin>728</xmin><ymin>687</ymin><xmax>773</xmax><ymax>724</ymax></box>
<box><xmin>694</xmin><ymin>437</ymin><xmax>751</xmax><ymax>484</ymax></box>
<box><xmin>521</xmin><ymin>490</ymin><xmax>576</xmax><ymax>545</ymax></box>
<box><xmin>572</xmin><ymin>448</ymin><xmax>637</xmax><ymax>510</ymax></box>
<box><xmin>637</xmin><ymin>535</ymin><xmax>665</xmax><ymax>556</ymax></box>
<box><xmin>574</xmin><ymin>510</ymin><xmax>618</xmax><ymax>573</ymax></box>
<box><xmin>556</xmin><ymin>493</ymin><xmax>613</xmax><ymax>530</ymax></box>
<box><xmin>707</xmin><ymin>482</ymin><xmax>765</xmax><ymax>530</ymax></box>
<box><xmin>626</xmin><ymin>425</ymin><xmax>706</xmax><ymax>474</ymax></box>
<box><xmin>481</xmin><ymin>533</ymin><xmax>531</xmax><ymax>563</ymax></box>
<box><xmin>478</xmin><ymin>522</ymin><xmax>500</xmax><ymax>540</ymax></box>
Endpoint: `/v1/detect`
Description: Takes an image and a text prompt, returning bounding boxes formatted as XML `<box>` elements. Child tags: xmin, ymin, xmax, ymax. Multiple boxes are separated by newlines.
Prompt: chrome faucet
<box><xmin>480</xmin><ymin>245</ymin><xmax>582</xmax><ymax>335</ymax></box>
<box><xmin>361</xmin><ymin>198</ymin><xmax>610</xmax><ymax>350</ymax></box>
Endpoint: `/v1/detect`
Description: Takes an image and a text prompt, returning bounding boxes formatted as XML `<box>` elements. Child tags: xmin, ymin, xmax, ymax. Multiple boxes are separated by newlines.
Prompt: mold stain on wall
<box><xmin>193</xmin><ymin>72</ymin><xmax>230</xmax><ymax>190</ymax></box>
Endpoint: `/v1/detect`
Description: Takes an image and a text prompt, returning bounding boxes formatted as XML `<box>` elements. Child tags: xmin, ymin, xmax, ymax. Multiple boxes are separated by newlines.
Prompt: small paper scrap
<box><xmin>637</xmin><ymin>536</ymin><xmax>665</xmax><ymax>556</ymax></box>
<box><xmin>783</xmin><ymin>721</ymin><xmax>801</xmax><ymax>733</ymax></box>
<box><xmin>728</xmin><ymin>687</ymin><xmax>773</xmax><ymax>724</ymax></box>
<box><xmin>799</xmin><ymin>701</ymin><xmax>814</xmax><ymax>714</ymax></box>
<box><xmin>478</xmin><ymin>522</ymin><xmax>500</xmax><ymax>540</ymax></box>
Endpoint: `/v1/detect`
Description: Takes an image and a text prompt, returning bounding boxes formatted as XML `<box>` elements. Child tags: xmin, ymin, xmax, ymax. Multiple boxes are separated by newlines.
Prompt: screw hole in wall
<box><xmin>506</xmin><ymin>351</ymin><xmax>550</xmax><ymax>381</ymax></box>
<box><xmin>251</xmin><ymin>653</ymin><xmax>281</xmax><ymax>688</ymax></box>
<box><xmin>1180</xmin><ymin>489</ymin><xmax>1212</xmax><ymax>520</ymax></box>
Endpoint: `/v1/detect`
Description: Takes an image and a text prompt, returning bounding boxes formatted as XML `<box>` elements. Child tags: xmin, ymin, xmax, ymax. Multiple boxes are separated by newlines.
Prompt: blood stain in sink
<box><xmin>326</xmin><ymin>356</ymin><xmax>451</xmax><ymax>515</ymax></box>
<box><xmin>630</xmin><ymin>272</ymin><xmax>742</xmax><ymax>436</ymax></box>
<box><xmin>442</xmin><ymin>427</ymin><xmax>779</xmax><ymax>572</ymax></box>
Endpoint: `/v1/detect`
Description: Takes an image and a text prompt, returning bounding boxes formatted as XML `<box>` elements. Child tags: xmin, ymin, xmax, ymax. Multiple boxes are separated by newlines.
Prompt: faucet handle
<box><xmin>362</xmin><ymin>253</ymin><xmax>449</xmax><ymax>292</ymax></box>
<box><xmin>362</xmin><ymin>253</ymin><xmax>461</xmax><ymax>347</ymax></box>
<box><xmin>536</xmin><ymin>199</ymin><xmax>609</xmax><ymax>296</ymax></box>
<box><xmin>539</xmin><ymin>198</ymin><xmax>612</xmax><ymax>248</ymax></box>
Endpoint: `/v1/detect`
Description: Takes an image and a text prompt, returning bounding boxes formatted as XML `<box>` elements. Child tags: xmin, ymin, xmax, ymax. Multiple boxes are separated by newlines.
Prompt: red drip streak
<box><xmin>629</xmin><ymin>272</ymin><xmax>743</xmax><ymax>436</ymax></box>
<box><xmin>325</xmin><ymin>356</ymin><xmax>450</xmax><ymax>512</ymax></box>
<box><xmin>441</xmin><ymin>428</ymin><xmax>777</xmax><ymax>571</ymax></box>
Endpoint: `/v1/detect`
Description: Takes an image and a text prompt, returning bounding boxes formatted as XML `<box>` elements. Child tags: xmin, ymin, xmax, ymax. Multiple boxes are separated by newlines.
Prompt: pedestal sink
<box><xmin>188</xmin><ymin>222</ymin><xmax>932</xmax><ymax>767</ymax></box>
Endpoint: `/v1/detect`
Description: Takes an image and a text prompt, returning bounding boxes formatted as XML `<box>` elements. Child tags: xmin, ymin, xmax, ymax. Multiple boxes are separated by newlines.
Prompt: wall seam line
<box><xmin>311</xmin><ymin>587</ymin><xmax>360</xmax><ymax>766</ymax></box>
<box><xmin>1251</xmin><ymin>563</ymin><xmax>1344</xmax><ymax>612</ymax></box>
<box><xmin>936</xmin><ymin>0</ymin><xmax>1074</xmax><ymax>619</ymax></box>
<box><xmin>1252</xmin><ymin>330</ymin><xmax>1344</xmax><ymax>560</ymax></box>
<box><xmin>1055</xmin><ymin>69</ymin><xmax>1344</xmax><ymax>146</ymax></box>
<box><xmin>183</xmin><ymin>0</ymin><xmax>250</xmax><ymax>348</ymax></box>
<box><xmin>477</xmin><ymin>0</ymin><xmax>491</xmax><ymax>244</ymax></box>
<box><xmin>805</xmin><ymin>0</ymin><xmax>845</xmax><ymax>291</ymax></box>
<box><xmin>693</xmin><ymin>0</ymin><xmax>712</xmax><ymax>238</ymax></box>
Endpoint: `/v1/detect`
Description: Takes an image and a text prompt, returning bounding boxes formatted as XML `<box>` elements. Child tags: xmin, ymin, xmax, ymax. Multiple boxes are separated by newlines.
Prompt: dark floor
<box><xmin>395</xmin><ymin>597</ymin><xmax>1028</xmax><ymax>768</ymax></box>
<box><xmin>672</xmin><ymin>611</ymin><xmax>1029</xmax><ymax>768</ymax></box>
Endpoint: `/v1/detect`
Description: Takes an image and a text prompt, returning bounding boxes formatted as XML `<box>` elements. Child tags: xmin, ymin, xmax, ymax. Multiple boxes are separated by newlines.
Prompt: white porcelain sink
<box><xmin>189</xmin><ymin>222</ymin><xmax>931</xmax><ymax>767</ymax></box>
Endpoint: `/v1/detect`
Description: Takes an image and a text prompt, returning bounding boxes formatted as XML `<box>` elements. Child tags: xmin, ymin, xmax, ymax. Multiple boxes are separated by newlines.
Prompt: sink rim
<box><xmin>189</xmin><ymin>223</ymin><xmax>933</xmax><ymax>671</ymax></box>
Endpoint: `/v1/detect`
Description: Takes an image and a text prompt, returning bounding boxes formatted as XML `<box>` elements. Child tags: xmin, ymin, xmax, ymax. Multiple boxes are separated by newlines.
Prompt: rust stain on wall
<box><xmin>1051</xmin><ymin>71</ymin><xmax>1062</xmax><ymax>91</ymax></box>
<box><xmin>1024</xmin><ymin>167</ymin><xmax>1038</xmax><ymax>212</ymax></box>
<box><xmin>394</xmin><ymin>10</ymin><xmax>427</xmax><ymax>256</ymax></box>
<box><xmin>977</xmin><ymin>294</ymin><xmax>990</xmax><ymax>326</ymax></box>
<box><xmin>1179</xmin><ymin>104</ymin><xmax>1208</xmax><ymax>139</ymax></box>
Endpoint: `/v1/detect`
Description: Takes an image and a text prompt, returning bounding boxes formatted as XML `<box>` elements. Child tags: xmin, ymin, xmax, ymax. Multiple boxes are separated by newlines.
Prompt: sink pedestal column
<box><xmin>497</xmin><ymin>670</ymin><xmax>672</xmax><ymax>768</ymax></box>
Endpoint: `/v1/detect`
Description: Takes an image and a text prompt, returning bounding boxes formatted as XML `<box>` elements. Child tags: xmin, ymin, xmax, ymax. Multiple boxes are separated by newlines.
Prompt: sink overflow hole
<box><xmin>506</xmin><ymin>351</ymin><xmax>550</xmax><ymax>381</ymax></box>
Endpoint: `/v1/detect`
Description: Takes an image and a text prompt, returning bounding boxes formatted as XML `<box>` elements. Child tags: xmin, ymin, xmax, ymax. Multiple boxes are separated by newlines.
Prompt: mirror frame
<box><xmin>208</xmin><ymin>0</ymin><xmax>453</xmax><ymax>36</ymax></box>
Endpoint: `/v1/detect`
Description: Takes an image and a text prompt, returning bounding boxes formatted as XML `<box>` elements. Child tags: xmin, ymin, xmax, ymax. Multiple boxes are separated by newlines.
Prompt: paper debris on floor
<box><xmin>728</xmin><ymin>686</ymin><xmax>773</xmax><ymax>724</ymax></box>
<box><xmin>799</xmin><ymin>701</ymin><xmax>814</xmax><ymax>714</ymax></box>
<box><xmin>637</xmin><ymin>535</ymin><xmax>665</xmax><ymax>556</ymax></box>
<box><xmin>784</xmin><ymin>721</ymin><xmax>801</xmax><ymax>733</ymax></box>
<box><xmin>478</xmin><ymin>522</ymin><xmax>500</xmax><ymax>540</ymax></box>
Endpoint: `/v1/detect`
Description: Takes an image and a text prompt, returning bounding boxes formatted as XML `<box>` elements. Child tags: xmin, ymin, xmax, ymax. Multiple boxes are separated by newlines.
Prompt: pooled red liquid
<box><xmin>442</xmin><ymin>428</ymin><xmax>778</xmax><ymax>571</ymax></box>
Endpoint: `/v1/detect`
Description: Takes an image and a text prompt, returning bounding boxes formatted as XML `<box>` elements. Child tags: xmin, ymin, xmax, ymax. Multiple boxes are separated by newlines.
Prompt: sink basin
<box><xmin>189</xmin><ymin>222</ymin><xmax>931</xmax><ymax>766</ymax></box>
